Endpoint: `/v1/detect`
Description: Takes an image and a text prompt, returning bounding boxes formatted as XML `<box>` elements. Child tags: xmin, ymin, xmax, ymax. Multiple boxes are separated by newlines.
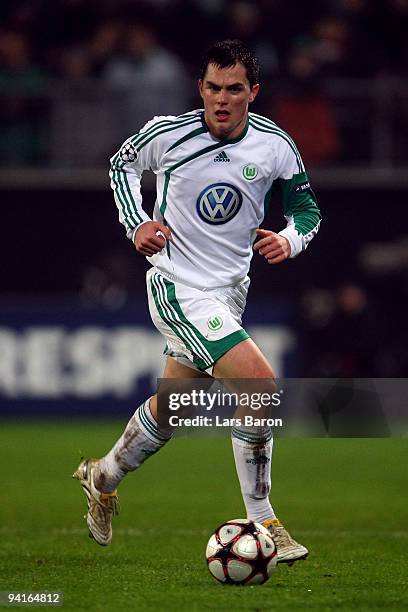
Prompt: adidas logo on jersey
<box><xmin>214</xmin><ymin>151</ymin><xmax>230</xmax><ymax>162</ymax></box>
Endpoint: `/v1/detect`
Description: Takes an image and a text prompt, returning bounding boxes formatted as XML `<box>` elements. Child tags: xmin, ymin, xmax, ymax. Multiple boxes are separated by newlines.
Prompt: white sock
<box><xmin>95</xmin><ymin>397</ymin><xmax>172</xmax><ymax>492</ymax></box>
<box><xmin>231</xmin><ymin>426</ymin><xmax>276</xmax><ymax>524</ymax></box>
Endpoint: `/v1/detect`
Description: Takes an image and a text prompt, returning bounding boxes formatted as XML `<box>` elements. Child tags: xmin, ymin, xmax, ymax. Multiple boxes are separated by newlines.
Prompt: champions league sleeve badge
<box><xmin>120</xmin><ymin>142</ymin><xmax>138</xmax><ymax>163</ymax></box>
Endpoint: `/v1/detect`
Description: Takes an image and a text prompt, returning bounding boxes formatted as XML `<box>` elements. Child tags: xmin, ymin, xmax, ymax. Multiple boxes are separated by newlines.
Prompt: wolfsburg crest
<box><xmin>207</xmin><ymin>316</ymin><xmax>223</xmax><ymax>331</ymax></box>
<box><xmin>242</xmin><ymin>163</ymin><xmax>258</xmax><ymax>180</ymax></box>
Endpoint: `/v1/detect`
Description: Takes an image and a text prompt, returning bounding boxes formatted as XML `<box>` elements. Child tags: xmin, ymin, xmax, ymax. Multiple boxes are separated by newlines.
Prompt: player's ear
<box><xmin>198</xmin><ymin>79</ymin><xmax>204</xmax><ymax>99</ymax></box>
<box><xmin>249</xmin><ymin>84</ymin><xmax>260</xmax><ymax>104</ymax></box>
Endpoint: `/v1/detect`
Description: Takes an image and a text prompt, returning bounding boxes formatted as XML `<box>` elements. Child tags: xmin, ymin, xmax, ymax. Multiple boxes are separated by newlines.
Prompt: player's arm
<box><xmin>254</xmin><ymin>140</ymin><xmax>321</xmax><ymax>265</ymax></box>
<box><xmin>109</xmin><ymin>119</ymin><xmax>171</xmax><ymax>255</ymax></box>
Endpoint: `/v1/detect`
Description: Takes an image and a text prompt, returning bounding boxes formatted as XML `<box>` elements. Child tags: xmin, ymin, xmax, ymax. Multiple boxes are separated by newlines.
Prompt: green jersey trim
<box><xmin>204</xmin><ymin>329</ymin><xmax>250</xmax><ymax>367</ymax></box>
<box><xmin>160</xmin><ymin>119</ymin><xmax>249</xmax><ymax>216</ymax></box>
<box><xmin>248</xmin><ymin>117</ymin><xmax>304</xmax><ymax>173</ymax></box>
<box><xmin>151</xmin><ymin>272</ymin><xmax>213</xmax><ymax>368</ymax></box>
<box><xmin>277</xmin><ymin>172</ymin><xmax>321</xmax><ymax>236</ymax></box>
<box><xmin>165</xmin><ymin>125</ymin><xmax>208</xmax><ymax>153</ymax></box>
<box><xmin>151</xmin><ymin>272</ymin><xmax>250</xmax><ymax>370</ymax></box>
<box><xmin>160</xmin><ymin>141</ymin><xmax>225</xmax><ymax>216</ymax></box>
<box><xmin>250</xmin><ymin>112</ymin><xmax>304</xmax><ymax>168</ymax></box>
<box><xmin>110</xmin><ymin>116</ymin><xmax>202</xmax><ymax>231</ymax></box>
<box><xmin>263</xmin><ymin>184</ymin><xmax>275</xmax><ymax>215</ymax></box>
<box><xmin>162</xmin><ymin>274</ymin><xmax>250</xmax><ymax>366</ymax></box>
<box><xmin>200</xmin><ymin>113</ymin><xmax>250</xmax><ymax>144</ymax></box>
<box><xmin>110</xmin><ymin>160</ymin><xmax>143</xmax><ymax>228</ymax></box>
<box><xmin>131</xmin><ymin>116</ymin><xmax>202</xmax><ymax>152</ymax></box>
<box><xmin>133</xmin><ymin>112</ymin><xmax>199</xmax><ymax>144</ymax></box>
<box><xmin>121</xmin><ymin>163</ymin><xmax>143</xmax><ymax>223</ymax></box>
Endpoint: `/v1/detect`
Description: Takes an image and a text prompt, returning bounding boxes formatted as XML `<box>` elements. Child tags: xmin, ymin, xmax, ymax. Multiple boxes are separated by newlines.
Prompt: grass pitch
<box><xmin>0</xmin><ymin>421</ymin><xmax>407</xmax><ymax>611</ymax></box>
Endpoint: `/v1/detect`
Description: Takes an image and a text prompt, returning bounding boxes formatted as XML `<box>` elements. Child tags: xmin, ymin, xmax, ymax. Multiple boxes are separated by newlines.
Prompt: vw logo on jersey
<box><xmin>196</xmin><ymin>183</ymin><xmax>242</xmax><ymax>225</ymax></box>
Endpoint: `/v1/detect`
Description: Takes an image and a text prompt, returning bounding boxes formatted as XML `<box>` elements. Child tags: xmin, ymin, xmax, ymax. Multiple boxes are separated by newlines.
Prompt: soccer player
<box><xmin>73</xmin><ymin>39</ymin><xmax>321</xmax><ymax>564</ymax></box>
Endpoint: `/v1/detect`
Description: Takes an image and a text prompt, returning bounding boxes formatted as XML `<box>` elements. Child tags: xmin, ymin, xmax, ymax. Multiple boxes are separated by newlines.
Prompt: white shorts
<box><xmin>146</xmin><ymin>267</ymin><xmax>250</xmax><ymax>372</ymax></box>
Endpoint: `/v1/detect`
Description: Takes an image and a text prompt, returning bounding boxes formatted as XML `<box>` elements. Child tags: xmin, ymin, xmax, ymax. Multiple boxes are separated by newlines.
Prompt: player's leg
<box><xmin>214</xmin><ymin>339</ymin><xmax>308</xmax><ymax>563</ymax></box>
<box><xmin>213</xmin><ymin>337</ymin><xmax>275</xmax><ymax>379</ymax></box>
<box><xmin>73</xmin><ymin>356</ymin><xmax>209</xmax><ymax>545</ymax></box>
<box><xmin>93</xmin><ymin>356</ymin><xmax>210</xmax><ymax>492</ymax></box>
<box><xmin>213</xmin><ymin>339</ymin><xmax>277</xmax><ymax>527</ymax></box>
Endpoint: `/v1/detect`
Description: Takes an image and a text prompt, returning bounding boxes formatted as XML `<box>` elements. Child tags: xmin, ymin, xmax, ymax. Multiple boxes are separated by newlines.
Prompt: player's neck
<box><xmin>204</xmin><ymin>113</ymin><xmax>249</xmax><ymax>142</ymax></box>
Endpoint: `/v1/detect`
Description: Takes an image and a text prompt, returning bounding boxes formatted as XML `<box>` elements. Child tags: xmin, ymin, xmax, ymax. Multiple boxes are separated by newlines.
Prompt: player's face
<box><xmin>199</xmin><ymin>62</ymin><xmax>259</xmax><ymax>140</ymax></box>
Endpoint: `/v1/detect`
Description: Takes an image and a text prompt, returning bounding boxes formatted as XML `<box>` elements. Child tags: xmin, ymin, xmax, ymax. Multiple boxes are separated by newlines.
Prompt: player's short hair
<box><xmin>200</xmin><ymin>39</ymin><xmax>260</xmax><ymax>87</ymax></box>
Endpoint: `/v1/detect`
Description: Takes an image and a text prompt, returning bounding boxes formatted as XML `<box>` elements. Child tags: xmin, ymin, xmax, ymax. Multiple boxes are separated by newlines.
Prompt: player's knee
<box><xmin>238</xmin><ymin>361</ymin><xmax>275</xmax><ymax>380</ymax></box>
<box><xmin>252</xmin><ymin>359</ymin><xmax>275</xmax><ymax>378</ymax></box>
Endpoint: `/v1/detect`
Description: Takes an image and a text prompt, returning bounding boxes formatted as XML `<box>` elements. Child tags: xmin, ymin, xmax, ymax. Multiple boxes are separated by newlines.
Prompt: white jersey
<box><xmin>110</xmin><ymin>109</ymin><xmax>321</xmax><ymax>288</ymax></box>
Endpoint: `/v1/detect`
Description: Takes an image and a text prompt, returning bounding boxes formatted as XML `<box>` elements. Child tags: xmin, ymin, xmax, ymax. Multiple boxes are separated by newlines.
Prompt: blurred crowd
<box><xmin>300</xmin><ymin>281</ymin><xmax>407</xmax><ymax>377</ymax></box>
<box><xmin>2</xmin><ymin>0</ymin><xmax>408</xmax><ymax>79</ymax></box>
<box><xmin>0</xmin><ymin>0</ymin><xmax>408</xmax><ymax>166</ymax></box>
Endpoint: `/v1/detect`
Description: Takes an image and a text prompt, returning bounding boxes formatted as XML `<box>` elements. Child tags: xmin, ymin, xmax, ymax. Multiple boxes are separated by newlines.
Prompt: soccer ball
<box><xmin>206</xmin><ymin>519</ymin><xmax>278</xmax><ymax>585</ymax></box>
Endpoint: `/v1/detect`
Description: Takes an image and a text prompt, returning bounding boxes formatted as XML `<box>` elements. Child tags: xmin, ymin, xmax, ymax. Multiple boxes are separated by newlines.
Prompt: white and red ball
<box><xmin>206</xmin><ymin>519</ymin><xmax>278</xmax><ymax>585</ymax></box>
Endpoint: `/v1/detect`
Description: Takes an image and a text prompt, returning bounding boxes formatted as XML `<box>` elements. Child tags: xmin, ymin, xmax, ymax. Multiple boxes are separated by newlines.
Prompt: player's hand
<box><xmin>134</xmin><ymin>221</ymin><xmax>172</xmax><ymax>256</ymax></box>
<box><xmin>253</xmin><ymin>229</ymin><xmax>291</xmax><ymax>264</ymax></box>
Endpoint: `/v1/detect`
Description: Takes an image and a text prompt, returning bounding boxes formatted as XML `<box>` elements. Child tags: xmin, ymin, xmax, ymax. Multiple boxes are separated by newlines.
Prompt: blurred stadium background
<box><xmin>1</xmin><ymin>0</ymin><xmax>407</xmax><ymax>417</ymax></box>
